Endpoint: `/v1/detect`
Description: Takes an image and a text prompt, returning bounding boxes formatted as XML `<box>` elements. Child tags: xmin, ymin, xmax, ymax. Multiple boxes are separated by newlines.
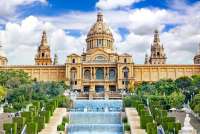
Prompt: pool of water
<box><xmin>72</xmin><ymin>100</ymin><xmax>122</xmax><ymax>112</ymax></box>
<box><xmin>68</xmin><ymin>100</ymin><xmax>123</xmax><ymax>134</ymax></box>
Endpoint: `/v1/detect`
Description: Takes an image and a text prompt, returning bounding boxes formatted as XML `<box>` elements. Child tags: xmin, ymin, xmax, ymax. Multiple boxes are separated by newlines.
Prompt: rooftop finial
<box><xmin>41</xmin><ymin>30</ymin><xmax>48</xmax><ymax>46</ymax></box>
<box><xmin>53</xmin><ymin>54</ymin><xmax>58</xmax><ymax>65</ymax></box>
<box><xmin>198</xmin><ymin>43</ymin><xmax>200</xmax><ymax>54</ymax></box>
<box><xmin>154</xmin><ymin>29</ymin><xmax>160</xmax><ymax>43</ymax></box>
<box><xmin>97</xmin><ymin>12</ymin><xmax>103</xmax><ymax>22</ymax></box>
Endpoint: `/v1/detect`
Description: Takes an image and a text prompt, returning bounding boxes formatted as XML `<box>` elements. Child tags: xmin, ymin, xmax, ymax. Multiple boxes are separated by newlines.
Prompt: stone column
<box><xmin>104</xmin><ymin>67</ymin><xmax>106</xmax><ymax>80</ymax></box>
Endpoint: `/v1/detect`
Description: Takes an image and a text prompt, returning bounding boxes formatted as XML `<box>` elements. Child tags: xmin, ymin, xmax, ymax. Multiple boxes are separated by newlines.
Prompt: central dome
<box><xmin>86</xmin><ymin>12</ymin><xmax>114</xmax><ymax>53</ymax></box>
<box><xmin>87</xmin><ymin>12</ymin><xmax>112</xmax><ymax>36</ymax></box>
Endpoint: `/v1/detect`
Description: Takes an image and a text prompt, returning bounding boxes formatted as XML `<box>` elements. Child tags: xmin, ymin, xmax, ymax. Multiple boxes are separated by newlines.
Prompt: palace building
<box><xmin>0</xmin><ymin>12</ymin><xmax>200</xmax><ymax>96</ymax></box>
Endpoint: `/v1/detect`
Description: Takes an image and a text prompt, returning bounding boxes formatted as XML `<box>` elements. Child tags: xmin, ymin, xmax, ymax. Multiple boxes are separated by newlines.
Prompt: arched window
<box><xmin>72</xmin><ymin>59</ymin><xmax>75</xmax><ymax>63</ymax></box>
<box><xmin>70</xmin><ymin>67</ymin><xmax>77</xmax><ymax>81</ymax></box>
<box><xmin>109</xmin><ymin>69</ymin><xmax>115</xmax><ymax>80</ymax></box>
<box><xmin>96</xmin><ymin>68</ymin><xmax>104</xmax><ymax>80</ymax></box>
<box><xmin>42</xmin><ymin>53</ymin><xmax>45</xmax><ymax>57</ymax></box>
<box><xmin>123</xmin><ymin>67</ymin><xmax>129</xmax><ymax>78</ymax></box>
<box><xmin>84</xmin><ymin>70</ymin><xmax>91</xmax><ymax>80</ymax></box>
<box><xmin>124</xmin><ymin>58</ymin><xmax>127</xmax><ymax>63</ymax></box>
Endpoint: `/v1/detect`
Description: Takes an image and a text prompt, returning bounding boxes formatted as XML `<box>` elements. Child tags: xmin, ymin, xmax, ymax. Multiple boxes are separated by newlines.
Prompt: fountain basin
<box><xmin>68</xmin><ymin>124</ymin><xmax>123</xmax><ymax>134</ymax></box>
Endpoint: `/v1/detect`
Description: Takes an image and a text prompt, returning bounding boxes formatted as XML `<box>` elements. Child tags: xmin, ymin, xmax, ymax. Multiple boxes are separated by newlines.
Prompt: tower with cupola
<box><xmin>149</xmin><ymin>30</ymin><xmax>167</xmax><ymax>64</ymax></box>
<box><xmin>35</xmin><ymin>31</ymin><xmax>52</xmax><ymax>65</ymax></box>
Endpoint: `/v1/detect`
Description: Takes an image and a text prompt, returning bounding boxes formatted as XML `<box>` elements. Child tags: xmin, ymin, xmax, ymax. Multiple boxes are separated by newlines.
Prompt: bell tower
<box><xmin>194</xmin><ymin>43</ymin><xmax>200</xmax><ymax>64</ymax></box>
<box><xmin>35</xmin><ymin>31</ymin><xmax>52</xmax><ymax>65</ymax></box>
<box><xmin>149</xmin><ymin>30</ymin><xmax>167</xmax><ymax>64</ymax></box>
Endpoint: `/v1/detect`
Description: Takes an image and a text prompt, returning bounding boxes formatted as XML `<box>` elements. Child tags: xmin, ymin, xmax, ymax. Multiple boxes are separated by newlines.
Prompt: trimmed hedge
<box><xmin>32</xmin><ymin>101</ymin><xmax>41</xmax><ymax>111</ymax></box>
<box><xmin>34</xmin><ymin>116</ymin><xmax>45</xmax><ymax>132</ymax></box>
<box><xmin>123</xmin><ymin>117</ymin><xmax>127</xmax><ymax>123</ymax></box>
<box><xmin>140</xmin><ymin>115</ymin><xmax>153</xmax><ymax>129</ymax></box>
<box><xmin>3</xmin><ymin>123</ymin><xmax>17</xmax><ymax>134</ymax></box>
<box><xmin>27</xmin><ymin>122</ymin><xmax>38</xmax><ymax>134</ymax></box>
<box><xmin>29</xmin><ymin>106</ymin><xmax>38</xmax><ymax>117</ymax></box>
<box><xmin>21</xmin><ymin>111</ymin><xmax>33</xmax><ymax>123</ymax></box>
<box><xmin>124</xmin><ymin>123</ymin><xmax>130</xmax><ymax>131</ymax></box>
<box><xmin>146</xmin><ymin>123</ymin><xmax>157</xmax><ymax>134</ymax></box>
<box><xmin>13</xmin><ymin>117</ymin><xmax>26</xmax><ymax>134</ymax></box>
<box><xmin>39</xmin><ymin>111</ymin><xmax>51</xmax><ymax>123</ymax></box>
<box><xmin>57</xmin><ymin>124</ymin><xmax>65</xmax><ymax>131</ymax></box>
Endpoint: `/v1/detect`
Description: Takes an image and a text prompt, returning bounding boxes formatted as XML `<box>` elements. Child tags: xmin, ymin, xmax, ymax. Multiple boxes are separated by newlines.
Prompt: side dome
<box><xmin>86</xmin><ymin>12</ymin><xmax>114</xmax><ymax>53</ymax></box>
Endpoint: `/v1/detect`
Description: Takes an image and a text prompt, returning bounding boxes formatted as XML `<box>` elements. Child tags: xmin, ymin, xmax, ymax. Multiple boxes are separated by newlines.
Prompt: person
<box><xmin>157</xmin><ymin>123</ymin><xmax>165</xmax><ymax>134</ymax></box>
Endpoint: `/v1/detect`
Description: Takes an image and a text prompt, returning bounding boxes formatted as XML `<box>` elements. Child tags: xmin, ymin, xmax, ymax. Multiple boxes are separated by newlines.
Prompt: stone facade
<box><xmin>0</xmin><ymin>12</ymin><xmax>199</xmax><ymax>92</ymax></box>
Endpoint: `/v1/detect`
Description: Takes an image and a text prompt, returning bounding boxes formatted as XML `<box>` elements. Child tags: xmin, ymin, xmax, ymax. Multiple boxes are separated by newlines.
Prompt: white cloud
<box><xmin>0</xmin><ymin>16</ymin><xmax>85</xmax><ymax>65</ymax></box>
<box><xmin>96</xmin><ymin>0</ymin><xmax>142</xmax><ymax>10</ymax></box>
<box><xmin>1</xmin><ymin>0</ymin><xmax>200</xmax><ymax>65</ymax></box>
<box><xmin>0</xmin><ymin>0</ymin><xmax>47</xmax><ymax>16</ymax></box>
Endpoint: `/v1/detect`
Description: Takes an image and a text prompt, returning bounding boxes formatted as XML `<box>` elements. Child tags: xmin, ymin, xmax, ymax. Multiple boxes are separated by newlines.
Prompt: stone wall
<box><xmin>0</xmin><ymin>65</ymin><xmax>66</xmax><ymax>81</ymax></box>
<box><xmin>134</xmin><ymin>64</ymin><xmax>200</xmax><ymax>82</ymax></box>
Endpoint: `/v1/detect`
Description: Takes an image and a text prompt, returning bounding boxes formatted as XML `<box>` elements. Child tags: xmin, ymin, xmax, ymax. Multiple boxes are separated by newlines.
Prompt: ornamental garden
<box><xmin>0</xmin><ymin>70</ymin><xmax>200</xmax><ymax>134</ymax></box>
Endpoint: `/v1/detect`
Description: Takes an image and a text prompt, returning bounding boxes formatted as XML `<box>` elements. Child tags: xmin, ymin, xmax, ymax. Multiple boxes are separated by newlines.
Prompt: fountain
<box><xmin>68</xmin><ymin>100</ymin><xmax>123</xmax><ymax>134</ymax></box>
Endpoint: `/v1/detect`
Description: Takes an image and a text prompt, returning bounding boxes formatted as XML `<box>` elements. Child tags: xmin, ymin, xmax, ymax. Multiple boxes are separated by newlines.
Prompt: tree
<box><xmin>175</xmin><ymin>76</ymin><xmax>192</xmax><ymax>91</ymax></box>
<box><xmin>168</xmin><ymin>91</ymin><xmax>185</xmax><ymax>108</ymax></box>
<box><xmin>155</xmin><ymin>79</ymin><xmax>177</xmax><ymax>95</ymax></box>
<box><xmin>192</xmin><ymin>75</ymin><xmax>200</xmax><ymax>89</ymax></box>
<box><xmin>0</xmin><ymin>86</ymin><xmax>7</xmax><ymax>102</ymax></box>
<box><xmin>128</xmin><ymin>81</ymin><xmax>135</xmax><ymax>93</ymax></box>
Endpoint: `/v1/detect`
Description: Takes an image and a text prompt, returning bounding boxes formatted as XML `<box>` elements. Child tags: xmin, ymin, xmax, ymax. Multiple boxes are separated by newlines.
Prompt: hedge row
<box><xmin>57</xmin><ymin>116</ymin><xmax>69</xmax><ymax>131</ymax></box>
<box><xmin>149</xmin><ymin>99</ymin><xmax>181</xmax><ymax>134</ymax></box>
<box><xmin>3</xmin><ymin>97</ymin><xmax>63</xmax><ymax>134</ymax></box>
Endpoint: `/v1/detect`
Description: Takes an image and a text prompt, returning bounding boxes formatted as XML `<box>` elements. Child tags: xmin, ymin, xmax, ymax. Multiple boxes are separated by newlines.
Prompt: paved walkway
<box><xmin>39</xmin><ymin>108</ymin><xmax>67</xmax><ymax>134</ymax></box>
<box><xmin>125</xmin><ymin>108</ymin><xmax>146</xmax><ymax>134</ymax></box>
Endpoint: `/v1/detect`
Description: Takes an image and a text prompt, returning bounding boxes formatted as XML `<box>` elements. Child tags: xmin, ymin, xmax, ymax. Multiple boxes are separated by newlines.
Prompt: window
<box><xmin>75</xmin><ymin>81</ymin><xmax>77</xmax><ymax>85</ymax></box>
<box><xmin>124</xmin><ymin>58</ymin><xmax>127</xmax><ymax>63</ymax></box>
<box><xmin>109</xmin><ymin>69</ymin><xmax>115</xmax><ymax>80</ymax></box>
<box><xmin>123</xmin><ymin>67</ymin><xmax>129</xmax><ymax>78</ymax></box>
<box><xmin>84</xmin><ymin>70</ymin><xmax>91</xmax><ymax>80</ymax></box>
<box><xmin>71</xmin><ymin>67</ymin><xmax>77</xmax><ymax>81</ymax></box>
<box><xmin>42</xmin><ymin>53</ymin><xmax>45</xmax><ymax>57</ymax></box>
<box><xmin>96</xmin><ymin>68</ymin><xmax>104</xmax><ymax>80</ymax></box>
<box><xmin>157</xmin><ymin>52</ymin><xmax>160</xmax><ymax>56</ymax></box>
<box><xmin>72</xmin><ymin>59</ymin><xmax>75</xmax><ymax>63</ymax></box>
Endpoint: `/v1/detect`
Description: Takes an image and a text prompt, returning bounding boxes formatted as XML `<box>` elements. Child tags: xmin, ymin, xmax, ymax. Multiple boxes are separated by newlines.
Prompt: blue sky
<box><xmin>0</xmin><ymin>0</ymin><xmax>200</xmax><ymax>65</ymax></box>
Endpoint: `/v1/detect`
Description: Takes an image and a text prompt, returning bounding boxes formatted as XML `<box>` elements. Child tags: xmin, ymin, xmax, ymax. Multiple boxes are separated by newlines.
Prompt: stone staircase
<box><xmin>39</xmin><ymin>108</ymin><xmax>67</xmax><ymax>134</ymax></box>
<box><xmin>125</xmin><ymin>108</ymin><xmax>146</xmax><ymax>134</ymax></box>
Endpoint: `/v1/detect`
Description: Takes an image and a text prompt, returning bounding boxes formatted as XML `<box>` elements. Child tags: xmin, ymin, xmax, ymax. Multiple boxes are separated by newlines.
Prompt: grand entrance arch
<box><xmin>95</xmin><ymin>85</ymin><xmax>104</xmax><ymax>93</ymax></box>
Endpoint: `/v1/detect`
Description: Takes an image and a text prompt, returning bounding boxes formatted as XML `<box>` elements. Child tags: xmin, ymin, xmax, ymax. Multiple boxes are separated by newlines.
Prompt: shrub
<box><xmin>57</xmin><ymin>124</ymin><xmax>65</xmax><ymax>131</ymax></box>
<box><xmin>124</xmin><ymin>123</ymin><xmax>130</xmax><ymax>131</ymax></box>
<box><xmin>123</xmin><ymin>117</ymin><xmax>127</xmax><ymax>123</ymax></box>
<box><xmin>3</xmin><ymin>105</ymin><xmax>16</xmax><ymax>113</ymax></box>
<box><xmin>146</xmin><ymin>123</ymin><xmax>157</xmax><ymax>134</ymax></box>
<box><xmin>34</xmin><ymin>116</ymin><xmax>45</xmax><ymax>132</ymax></box>
<box><xmin>140</xmin><ymin>115</ymin><xmax>153</xmax><ymax>129</ymax></box>
<box><xmin>39</xmin><ymin>111</ymin><xmax>51</xmax><ymax>123</ymax></box>
<box><xmin>26</xmin><ymin>122</ymin><xmax>38</xmax><ymax>134</ymax></box>
<box><xmin>62</xmin><ymin>117</ymin><xmax>69</xmax><ymax>124</ymax></box>
<box><xmin>32</xmin><ymin>101</ymin><xmax>40</xmax><ymax>111</ymax></box>
<box><xmin>21</xmin><ymin>111</ymin><xmax>33</xmax><ymax>123</ymax></box>
<box><xmin>57</xmin><ymin>95</ymin><xmax>70</xmax><ymax>108</ymax></box>
<box><xmin>13</xmin><ymin>117</ymin><xmax>26</xmax><ymax>133</ymax></box>
<box><xmin>29</xmin><ymin>106</ymin><xmax>38</xmax><ymax>117</ymax></box>
<box><xmin>3</xmin><ymin>123</ymin><xmax>17</xmax><ymax>134</ymax></box>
